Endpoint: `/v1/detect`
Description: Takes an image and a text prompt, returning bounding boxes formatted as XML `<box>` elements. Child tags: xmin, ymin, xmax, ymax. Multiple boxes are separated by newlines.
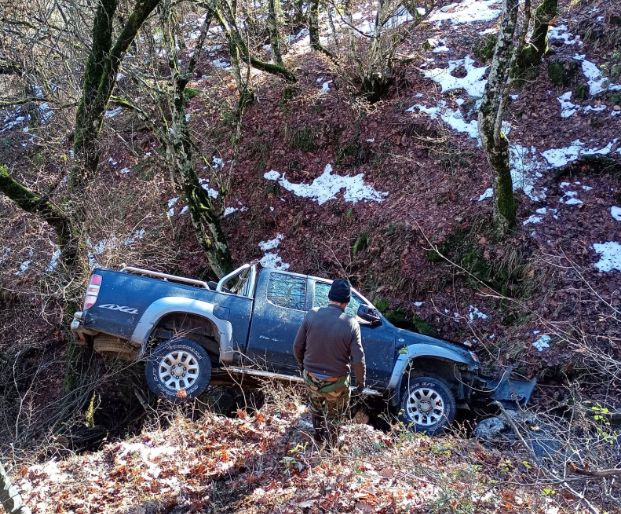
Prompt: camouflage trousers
<box><xmin>303</xmin><ymin>370</ymin><xmax>351</xmax><ymax>421</ymax></box>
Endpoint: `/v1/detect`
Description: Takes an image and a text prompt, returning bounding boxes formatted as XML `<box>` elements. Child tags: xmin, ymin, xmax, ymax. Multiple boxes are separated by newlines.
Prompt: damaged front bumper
<box><xmin>477</xmin><ymin>367</ymin><xmax>537</xmax><ymax>407</ymax></box>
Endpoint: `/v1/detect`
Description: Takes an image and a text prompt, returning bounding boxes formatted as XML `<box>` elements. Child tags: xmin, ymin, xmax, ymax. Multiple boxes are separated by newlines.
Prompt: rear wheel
<box><xmin>398</xmin><ymin>376</ymin><xmax>456</xmax><ymax>435</ymax></box>
<box><xmin>145</xmin><ymin>338</ymin><xmax>212</xmax><ymax>402</ymax></box>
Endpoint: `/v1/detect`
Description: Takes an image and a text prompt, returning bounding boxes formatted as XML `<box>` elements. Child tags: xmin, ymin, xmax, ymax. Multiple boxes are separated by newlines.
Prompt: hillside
<box><xmin>1</xmin><ymin>0</ymin><xmax>621</xmax><ymax>511</ymax></box>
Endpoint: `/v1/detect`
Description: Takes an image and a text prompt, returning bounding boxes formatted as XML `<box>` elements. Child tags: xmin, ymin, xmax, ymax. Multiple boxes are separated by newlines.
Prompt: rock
<box><xmin>473</xmin><ymin>416</ymin><xmax>508</xmax><ymax>440</ymax></box>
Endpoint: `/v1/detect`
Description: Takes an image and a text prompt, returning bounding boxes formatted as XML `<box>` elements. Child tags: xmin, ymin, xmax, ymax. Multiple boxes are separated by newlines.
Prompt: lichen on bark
<box><xmin>478</xmin><ymin>0</ymin><xmax>519</xmax><ymax>231</ymax></box>
<box><xmin>513</xmin><ymin>0</ymin><xmax>557</xmax><ymax>79</ymax></box>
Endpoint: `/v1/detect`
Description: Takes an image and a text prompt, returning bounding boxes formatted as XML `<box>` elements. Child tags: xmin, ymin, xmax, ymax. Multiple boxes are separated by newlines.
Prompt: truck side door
<box><xmin>244</xmin><ymin>271</ymin><xmax>310</xmax><ymax>373</ymax></box>
<box><xmin>312</xmin><ymin>281</ymin><xmax>395</xmax><ymax>386</ymax></box>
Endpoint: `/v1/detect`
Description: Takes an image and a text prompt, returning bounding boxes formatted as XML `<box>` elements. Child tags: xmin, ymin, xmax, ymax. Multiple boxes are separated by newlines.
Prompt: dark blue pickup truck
<box><xmin>71</xmin><ymin>263</ymin><xmax>535</xmax><ymax>434</ymax></box>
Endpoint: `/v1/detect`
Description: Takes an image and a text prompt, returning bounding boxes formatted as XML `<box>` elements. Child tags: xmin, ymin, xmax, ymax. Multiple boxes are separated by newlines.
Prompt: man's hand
<box><xmin>299</xmin><ymin>364</ymin><xmax>305</xmax><ymax>377</ymax></box>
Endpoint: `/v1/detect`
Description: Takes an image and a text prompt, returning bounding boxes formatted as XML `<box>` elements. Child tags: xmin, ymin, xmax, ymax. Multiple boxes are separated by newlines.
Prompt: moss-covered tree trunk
<box><xmin>308</xmin><ymin>0</ymin><xmax>334</xmax><ymax>58</ymax></box>
<box><xmin>0</xmin><ymin>166</ymin><xmax>78</xmax><ymax>267</ymax></box>
<box><xmin>268</xmin><ymin>0</ymin><xmax>284</xmax><ymax>67</ymax></box>
<box><xmin>69</xmin><ymin>0</ymin><xmax>162</xmax><ymax>192</ymax></box>
<box><xmin>478</xmin><ymin>0</ymin><xmax>519</xmax><ymax>231</ymax></box>
<box><xmin>162</xmin><ymin>1</ymin><xmax>234</xmax><ymax>278</ymax></box>
<box><xmin>513</xmin><ymin>0</ymin><xmax>557</xmax><ymax>77</ymax></box>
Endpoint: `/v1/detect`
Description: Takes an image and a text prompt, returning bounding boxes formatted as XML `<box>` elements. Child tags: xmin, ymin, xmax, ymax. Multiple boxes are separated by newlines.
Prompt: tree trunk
<box><xmin>0</xmin><ymin>166</ymin><xmax>78</xmax><ymax>267</ymax></box>
<box><xmin>162</xmin><ymin>1</ymin><xmax>235</xmax><ymax>278</ymax></box>
<box><xmin>268</xmin><ymin>0</ymin><xmax>284</xmax><ymax>67</ymax></box>
<box><xmin>212</xmin><ymin>3</ymin><xmax>297</xmax><ymax>82</ymax></box>
<box><xmin>308</xmin><ymin>0</ymin><xmax>334</xmax><ymax>58</ymax></box>
<box><xmin>69</xmin><ymin>0</ymin><xmax>162</xmax><ymax>192</ymax></box>
<box><xmin>0</xmin><ymin>461</ymin><xmax>31</xmax><ymax>514</ymax></box>
<box><xmin>513</xmin><ymin>0</ymin><xmax>557</xmax><ymax>77</ymax></box>
<box><xmin>478</xmin><ymin>0</ymin><xmax>519</xmax><ymax>231</ymax></box>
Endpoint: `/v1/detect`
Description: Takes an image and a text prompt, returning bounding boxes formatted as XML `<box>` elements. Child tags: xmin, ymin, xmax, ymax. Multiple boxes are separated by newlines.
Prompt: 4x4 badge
<box><xmin>98</xmin><ymin>304</ymin><xmax>139</xmax><ymax>315</ymax></box>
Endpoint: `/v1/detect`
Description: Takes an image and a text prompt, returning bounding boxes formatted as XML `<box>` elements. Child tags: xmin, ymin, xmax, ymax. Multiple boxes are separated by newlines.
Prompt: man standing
<box><xmin>293</xmin><ymin>278</ymin><xmax>366</xmax><ymax>445</ymax></box>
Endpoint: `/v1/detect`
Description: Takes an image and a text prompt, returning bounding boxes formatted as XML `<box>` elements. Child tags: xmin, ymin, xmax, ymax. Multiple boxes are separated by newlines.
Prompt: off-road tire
<box><xmin>398</xmin><ymin>376</ymin><xmax>456</xmax><ymax>435</ymax></box>
<box><xmin>145</xmin><ymin>338</ymin><xmax>211</xmax><ymax>402</ymax></box>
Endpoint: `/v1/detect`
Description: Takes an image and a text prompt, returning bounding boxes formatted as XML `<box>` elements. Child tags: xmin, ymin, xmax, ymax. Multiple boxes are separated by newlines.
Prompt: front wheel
<box><xmin>145</xmin><ymin>338</ymin><xmax>212</xmax><ymax>402</ymax></box>
<box><xmin>398</xmin><ymin>376</ymin><xmax>456</xmax><ymax>435</ymax></box>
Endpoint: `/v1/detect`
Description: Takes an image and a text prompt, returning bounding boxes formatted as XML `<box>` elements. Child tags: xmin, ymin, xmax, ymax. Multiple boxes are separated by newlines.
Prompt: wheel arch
<box><xmin>388</xmin><ymin>345</ymin><xmax>470</xmax><ymax>407</ymax></box>
<box><xmin>129</xmin><ymin>297</ymin><xmax>233</xmax><ymax>362</ymax></box>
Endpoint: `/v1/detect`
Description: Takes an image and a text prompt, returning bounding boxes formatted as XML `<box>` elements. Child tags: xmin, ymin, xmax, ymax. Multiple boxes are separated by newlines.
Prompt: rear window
<box><xmin>266</xmin><ymin>273</ymin><xmax>307</xmax><ymax>310</ymax></box>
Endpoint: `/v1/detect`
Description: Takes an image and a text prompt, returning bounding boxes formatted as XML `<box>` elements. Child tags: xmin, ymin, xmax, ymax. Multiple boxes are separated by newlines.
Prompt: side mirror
<box><xmin>357</xmin><ymin>305</ymin><xmax>381</xmax><ymax>326</ymax></box>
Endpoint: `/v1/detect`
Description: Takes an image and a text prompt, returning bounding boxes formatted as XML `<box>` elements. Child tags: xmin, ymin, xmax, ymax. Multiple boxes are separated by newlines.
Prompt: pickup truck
<box><xmin>71</xmin><ymin>263</ymin><xmax>536</xmax><ymax>434</ymax></box>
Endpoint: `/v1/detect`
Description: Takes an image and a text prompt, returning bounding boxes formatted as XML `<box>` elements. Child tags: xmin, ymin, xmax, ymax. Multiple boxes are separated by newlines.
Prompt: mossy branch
<box><xmin>0</xmin><ymin>166</ymin><xmax>77</xmax><ymax>266</ymax></box>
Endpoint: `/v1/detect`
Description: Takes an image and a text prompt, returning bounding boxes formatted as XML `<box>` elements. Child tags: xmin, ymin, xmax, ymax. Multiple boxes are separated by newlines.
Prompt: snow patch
<box><xmin>413</xmin><ymin>301</ymin><xmax>424</xmax><ymax>307</ymax></box>
<box><xmin>548</xmin><ymin>25</ymin><xmax>582</xmax><ymax>46</ymax></box>
<box><xmin>478</xmin><ymin>188</ymin><xmax>493</xmax><ymax>201</ymax></box>
<box><xmin>259</xmin><ymin>234</ymin><xmax>284</xmax><ymax>252</ymax></box>
<box><xmin>421</xmin><ymin>56</ymin><xmax>488</xmax><ymax>98</ymax></box>
<box><xmin>611</xmin><ymin>206</ymin><xmax>621</xmax><ymax>222</ymax></box>
<box><xmin>574</xmin><ymin>56</ymin><xmax>621</xmax><ymax>96</ymax></box>
<box><xmin>542</xmin><ymin>139</ymin><xmax>618</xmax><ymax>168</ymax></box>
<box><xmin>167</xmin><ymin>197</ymin><xmax>179</xmax><ymax>216</ymax></box>
<box><xmin>321</xmin><ymin>80</ymin><xmax>332</xmax><ymax>93</ymax></box>
<box><xmin>198</xmin><ymin>178</ymin><xmax>219</xmax><ymax>199</ymax></box>
<box><xmin>119</xmin><ymin>167</ymin><xmax>131</xmax><ymax>174</ymax></box>
<box><xmin>429</xmin><ymin>0</ymin><xmax>501</xmax><ymax>25</ymax></box>
<box><xmin>593</xmin><ymin>242</ymin><xmax>621</xmax><ymax>272</ymax></box>
<box><xmin>407</xmin><ymin>102</ymin><xmax>479</xmax><ymax>142</ymax></box>
<box><xmin>509</xmin><ymin>144</ymin><xmax>548</xmax><ymax>201</ymax></box>
<box><xmin>212</xmin><ymin>58</ymin><xmax>232</xmax><ymax>70</ymax></box>
<box><xmin>258</xmin><ymin>234</ymin><xmax>289</xmax><ymax>270</ymax></box>
<box><xmin>117</xmin><ymin>442</ymin><xmax>177</xmax><ymax>479</ymax></box>
<box><xmin>560</xmin><ymin>190</ymin><xmax>583</xmax><ymax>206</ymax></box>
<box><xmin>46</xmin><ymin>249</ymin><xmax>61</xmax><ymax>272</ymax></box>
<box><xmin>263</xmin><ymin>165</ymin><xmax>388</xmax><ymax>205</ymax></box>
<box><xmin>468</xmin><ymin>306</ymin><xmax>488</xmax><ymax>322</ymax></box>
<box><xmin>105</xmin><ymin>107</ymin><xmax>122</xmax><ymax>118</ymax></box>
<box><xmin>533</xmin><ymin>335</ymin><xmax>551</xmax><ymax>352</ymax></box>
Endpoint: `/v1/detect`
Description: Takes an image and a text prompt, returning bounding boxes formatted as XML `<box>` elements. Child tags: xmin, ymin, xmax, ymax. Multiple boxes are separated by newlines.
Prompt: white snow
<box><xmin>366</xmin><ymin>138</ymin><xmax>375</xmax><ymax>143</ymax></box>
<box><xmin>105</xmin><ymin>107</ymin><xmax>122</xmax><ymax>118</ymax></box>
<box><xmin>557</xmin><ymin>92</ymin><xmax>579</xmax><ymax>118</ymax></box>
<box><xmin>468</xmin><ymin>305</ymin><xmax>488</xmax><ymax>322</ymax></box>
<box><xmin>478</xmin><ymin>188</ymin><xmax>493</xmax><ymax>201</ymax></box>
<box><xmin>258</xmin><ymin>234</ymin><xmax>284</xmax><ymax>252</ymax></box>
<box><xmin>0</xmin><ymin>248</ymin><xmax>10</xmax><ymax>263</ymax></box>
<box><xmin>46</xmin><ymin>249</ymin><xmax>61</xmax><ymax>272</ymax></box>
<box><xmin>421</xmin><ymin>56</ymin><xmax>488</xmax><ymax>98</ymax></box>
<box><xmin>574</xmin><ymin>56</ymin><xmax>621</xmax><ymax>96</ymax></box>
<box><xmin>263</xmin><ymin>165</ymin><xmax>388</xmax><ymax>205</ymax></box>
<box><xmin>593</xmin><ymin>242</ymin><xmax>621</xmax><ymax>272</ymax></box>
<box><xmin>429</xmin><ymin>0</ymin><xmax>501</xmax><ymax>25</ymax></box>
<box><xmin>258</xmin><ymin>234</ymin><xmax>289</xmax><ymax>270</ymax></box>
<box><xmin>321</xmin><ymin>80</ymin><xmax>332</xmax><ymax>93</ymax></box>
<box><xmin>611</xmin><ymin>206</ymin><xmax>621</xmax><ymax>222</ymax></box>
<box><xmin>15</xmin><ymin>259</ymin><xmax>32</xmax><ymax>275</ymax></box>
<box><xmin>167</xmin><ymin>197</ymin><xmax>179</xmax><ymax>216</ymax></box>
<box><xmin>198</xmin><ymin>178</ymin><xmax>219</xmax><ymax>199</ymax></box>
<box><xmin>533</xmin><ymin>335</ymin><xmax>551</xmax><ymax>352</ymax></box>
<box><xmin>509</xmin><ymin>144</ymin><xmax>548</xmax><ymax>201</ymax></box>
<box><xmin>212</xmin><ymin>58</ymin><xmax>232</xmax><ymax>70</ymax></box>
<box><xmin>413</xmin><ymin>301</ymin><xmax>424</xmax><ymax>307</ymax></box>
<box><xmin>542</xmin><ymin>139</ymin><xmax>618</xmax><ymax>168</ymax></box>
<box><xmin>119</xmin><ymin>167</ymin><xmax>131</xmax><ymax>174</ymax></box>
<box><xmin>548</xmin><ymin>25</ymin><xmax>581</xmax><ymax>46</ymax></box>
<box><xmin>212</xmin><ymin>156</ymin><xmax>224</xmax><ymax>169</ymax></box>
<box><xmin>224</xmin><ymin>206</ymin><xmax>247</xmax><ymax>216</ymax></box>
<box><xmin>560</xmin><ymin>190</ymin><xmax>583</xmax><ymax>206</ymax></box>
<box><xmin>407</xmin><ymin>102</ymin><xmax>480</xmax><ymax>142</ymax></box>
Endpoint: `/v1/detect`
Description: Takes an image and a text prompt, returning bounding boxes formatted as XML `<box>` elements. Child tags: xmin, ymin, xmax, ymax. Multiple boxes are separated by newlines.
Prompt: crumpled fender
<box><xmin>388</xmin><ymin>344</ymin><xmax>477</xmax><ymax>406</ymax></box>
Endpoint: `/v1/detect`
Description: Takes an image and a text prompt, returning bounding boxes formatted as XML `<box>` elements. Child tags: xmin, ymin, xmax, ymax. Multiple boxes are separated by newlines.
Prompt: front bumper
<box><xmin>479</xmin><ymin>367</ymin><xmax>537</xmax><ymax>407</ymax></box>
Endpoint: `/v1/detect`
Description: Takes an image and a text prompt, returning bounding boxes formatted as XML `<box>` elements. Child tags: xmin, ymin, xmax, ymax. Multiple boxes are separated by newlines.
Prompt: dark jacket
<box><xmin>293</xmin><ymin>304</ymin><xmax>366</xmax><ymax>385</ymax></box>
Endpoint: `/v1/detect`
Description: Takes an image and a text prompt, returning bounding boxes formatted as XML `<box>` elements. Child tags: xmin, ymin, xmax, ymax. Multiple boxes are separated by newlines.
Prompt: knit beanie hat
<box><xmin>328</xmin><ymin>278</ymin><xmax>351</xmax><ymax>304</ymax></box>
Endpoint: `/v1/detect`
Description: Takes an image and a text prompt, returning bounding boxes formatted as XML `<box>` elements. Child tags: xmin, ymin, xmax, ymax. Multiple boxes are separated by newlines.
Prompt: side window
<box><xmin>313</xmin><ymin>282</ymin><xmax>364</xmax><ymax>318</ymax></box>
<box><xmin>266</xmin><ymin>273</ymin><xmax>307</xmax><ymax>310</ymax></box>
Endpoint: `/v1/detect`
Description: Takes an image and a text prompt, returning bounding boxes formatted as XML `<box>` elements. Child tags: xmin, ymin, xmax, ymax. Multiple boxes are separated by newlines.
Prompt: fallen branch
<box><xmin>569</xmin><ymin>462</ymin><xmax>621</xmax><ymax>478</ymax></box>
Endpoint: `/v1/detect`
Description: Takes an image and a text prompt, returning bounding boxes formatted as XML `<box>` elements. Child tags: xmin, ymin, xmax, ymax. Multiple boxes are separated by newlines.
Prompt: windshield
<box><xmin>313</xmin><ymin>281</ymin><xmax>370</xmax><ymax>320</ymax></box>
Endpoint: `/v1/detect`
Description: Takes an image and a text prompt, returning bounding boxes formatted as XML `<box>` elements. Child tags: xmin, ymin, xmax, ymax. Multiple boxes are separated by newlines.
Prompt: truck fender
<box><xmin>129</xmin><ymin>297</ymin><xmax>234</xmax><ymax>362</ymax></box>
<box><xmin>387</xmin><ymin>344</ymin><xmax>472</xmax><ymax>407</ymax></box>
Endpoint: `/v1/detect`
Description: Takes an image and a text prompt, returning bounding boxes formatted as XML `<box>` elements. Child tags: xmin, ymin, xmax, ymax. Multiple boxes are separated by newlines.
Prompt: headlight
<box><xmin>469</xmin><ymin>351</ymin><xmax>480</xmax><ymax>363</ymax></box>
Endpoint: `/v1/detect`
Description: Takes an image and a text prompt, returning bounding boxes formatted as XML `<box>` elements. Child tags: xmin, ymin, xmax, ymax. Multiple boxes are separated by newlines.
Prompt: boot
<box><xmin>312</xmin><ymin>414</ymin><xmax>327</xmax><ymax>444</ymax></box>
